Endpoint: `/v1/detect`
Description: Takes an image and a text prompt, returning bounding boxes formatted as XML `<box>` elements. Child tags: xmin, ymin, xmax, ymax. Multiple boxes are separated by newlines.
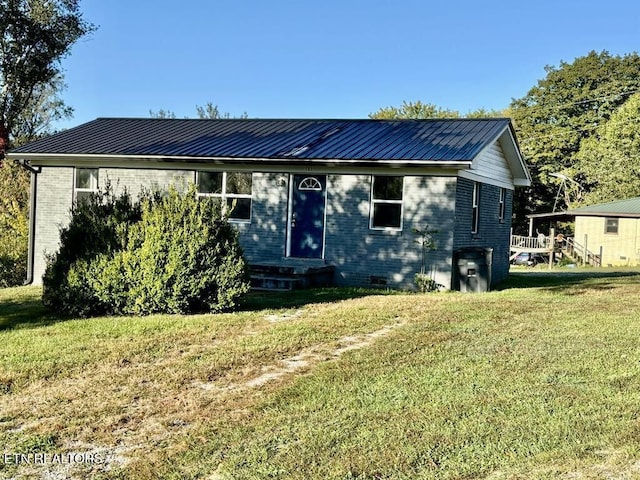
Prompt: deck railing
<box><xmin>511</xmin><ymin>233</ymin><xmax>602</xmax><ymax>267</ymax></box>
<box><xmin>511</xmin><ymin>234</ymin><xmax>552</xmax><ymax>251</ymax></box>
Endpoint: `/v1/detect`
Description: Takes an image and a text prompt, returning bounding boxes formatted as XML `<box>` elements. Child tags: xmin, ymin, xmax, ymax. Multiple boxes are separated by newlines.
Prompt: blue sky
<box><xmin>58</xmin><ymin>0</ymin><xmax>640</xmax><ymax>127</ymax></box>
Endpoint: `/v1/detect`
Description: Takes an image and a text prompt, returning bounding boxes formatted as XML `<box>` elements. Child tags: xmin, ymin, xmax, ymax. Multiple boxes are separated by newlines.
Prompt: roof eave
<box><xmin>568</xmin><ymin>211</ymin><xmax>640</xmax><ymax>218</ymax></box>
<box><xmin>5</xmin><ymin>152</ymin><xmax>472</xmax><ymax>170</ymax></box>
<box><xmin>501</xmin><ymin>123</ymin><xmax>532</xmax><ymax>187</ymax></box>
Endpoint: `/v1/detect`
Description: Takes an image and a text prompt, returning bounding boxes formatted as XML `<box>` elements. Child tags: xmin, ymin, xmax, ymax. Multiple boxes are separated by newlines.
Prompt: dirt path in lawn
<box><xmin>222</xmin><ymin>319</ymin><xmax>405</xmax><ymax>390</ymax></box>
<box><xmin>3</xmin><ymin>312</ymin><xmax>408</xmax><ymax>479</ymax></box>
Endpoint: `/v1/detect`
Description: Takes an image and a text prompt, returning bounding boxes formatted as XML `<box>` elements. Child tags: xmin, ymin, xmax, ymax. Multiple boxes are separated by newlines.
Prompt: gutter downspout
<box><xmin>16</xmin><ymin>159</ymin><xmax>41</xmax><ymax>285</ymax></box>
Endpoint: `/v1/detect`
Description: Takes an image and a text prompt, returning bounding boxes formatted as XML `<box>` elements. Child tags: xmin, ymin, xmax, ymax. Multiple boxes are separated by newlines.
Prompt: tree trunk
<box><xmin>0</xmin><ymin>121</ymin><xmax>8</xmax><ymax>163</ymax></box>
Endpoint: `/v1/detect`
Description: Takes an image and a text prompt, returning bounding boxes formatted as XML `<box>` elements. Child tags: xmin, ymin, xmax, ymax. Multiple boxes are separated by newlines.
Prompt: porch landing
<box><xmin>249</xmin><ymin>262</ymin><xmax>335</xmax><ymax>291</ymax></box>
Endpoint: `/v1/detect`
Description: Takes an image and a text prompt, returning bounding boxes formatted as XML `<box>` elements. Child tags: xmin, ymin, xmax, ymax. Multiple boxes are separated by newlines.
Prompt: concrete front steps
<box><xmin>249</xmin><ymin>263</ymin><xmax>335</xmax><ymax>292</ymax></box>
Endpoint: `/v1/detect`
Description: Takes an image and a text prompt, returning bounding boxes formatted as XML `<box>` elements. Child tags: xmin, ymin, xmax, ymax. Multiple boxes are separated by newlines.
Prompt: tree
<box><xmin>509</xmin><ymin>51</ymin><xmax>640</xmax><ymax>219</ymax></box>
<box><xmin>196</xmin><ymin>102</ymin><xmax>248</xmax><ymax>119</ymax></box>
<box><xmin>370</xmin><ymin>101</ymin><xmax>460</xmax><ymax>119</ymax></box>
<box><xmin>0</xmin><ymin>0</ymin><xmax>94</xmax><ymax>286</ymax></box>
<box><xmin>0</xmin><ymin>0</ymin><xmax>95</xmax><ymax>156</ymax></box>
<box><xmin>370</xmin><ymin>100</ymin><xmax>504</xmax><ymax>120</ymax></box>
<box><xmin>0</xmin><ymin>159</ymin><xmax>28</xmax><ymax>286</ymax></box>
<box><xmin>575</xmin><ymin>92</ymin><xmax>640</xmax><ymax>204</ymax></box>
<box><xmin>149</xmin><ymin>102</ymin><xmax>248</xmax><ymax>119</ymax></box>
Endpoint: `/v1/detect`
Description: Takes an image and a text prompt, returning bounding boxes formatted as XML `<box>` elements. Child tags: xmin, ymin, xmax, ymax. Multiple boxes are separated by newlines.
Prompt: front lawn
<box><xmin>2</xmin><ymin>271</ymin><xmax>640</xmax><ymax>479</ymax></box>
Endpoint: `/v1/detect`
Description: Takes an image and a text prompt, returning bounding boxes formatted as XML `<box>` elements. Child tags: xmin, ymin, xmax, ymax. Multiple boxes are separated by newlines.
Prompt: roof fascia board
<box><xmin>502</xmin><ymin>125</ymin><xmax>532</xmax><ymax>186</ymax></box>
<box><xmin>458</xmin><ymin>169</ymin><xmax>515</xmax><ymax>190</ymax></box>
<box><xmin>569</xmin><ymin>211</ymin><xmax>640</xmax><ymax>218</ymax></box>
<box><xmin>6</xmin><ymin>152</ymin><xmax>471</xmax><ymax>172</ymax></box>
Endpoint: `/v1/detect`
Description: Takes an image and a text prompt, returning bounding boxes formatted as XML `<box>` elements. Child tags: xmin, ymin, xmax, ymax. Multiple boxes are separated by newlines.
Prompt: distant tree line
<box><xmin>371</xmin><ymin>51</ymin><xmax>640</xmax><ymax>232</ymax></box>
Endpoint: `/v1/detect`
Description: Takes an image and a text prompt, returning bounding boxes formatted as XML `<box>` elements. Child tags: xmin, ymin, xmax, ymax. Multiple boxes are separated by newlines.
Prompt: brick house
<box><xmin>8</xmin><ymin>118</ymin><xmax>530</xmax><ymax>290</ymax></box>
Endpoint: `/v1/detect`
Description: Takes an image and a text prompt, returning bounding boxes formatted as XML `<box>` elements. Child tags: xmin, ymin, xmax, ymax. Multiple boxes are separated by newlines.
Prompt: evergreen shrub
<box><xmin>43</xmin><ymin>184</ymin><xmax>249</xmax><ymax>317</ymax></box>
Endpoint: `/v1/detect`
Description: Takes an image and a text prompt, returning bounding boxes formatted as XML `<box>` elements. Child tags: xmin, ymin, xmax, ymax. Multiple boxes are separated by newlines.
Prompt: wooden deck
<box><xmin>510</xmin><ymin>235</ymin><xmax>552</xmax><ymax>260</ymax></box>
<box><xmin>510</xmin><ymin>233</ymin><xmax>601</xmax><ymax>267</ymax></box>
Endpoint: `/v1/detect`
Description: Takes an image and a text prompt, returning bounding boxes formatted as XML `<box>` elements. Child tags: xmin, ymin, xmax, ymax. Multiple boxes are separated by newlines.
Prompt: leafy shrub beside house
<box><xmin>43</xmin><ymin>184</ymin><xmax>250</xmax><ymax>317</ymax></box>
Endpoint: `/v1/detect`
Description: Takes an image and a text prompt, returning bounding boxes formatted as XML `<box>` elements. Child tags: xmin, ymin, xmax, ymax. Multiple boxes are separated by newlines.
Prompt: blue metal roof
<box><xmin>10</xmin><ymin>118</ymin><xmax>513</xmax><ymax>163</ymax></box>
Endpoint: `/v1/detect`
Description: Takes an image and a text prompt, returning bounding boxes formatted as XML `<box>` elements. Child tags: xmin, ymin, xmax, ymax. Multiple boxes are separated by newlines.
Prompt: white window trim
<box><xmin>74</xmin><ymin>167</ymin><xmax>99</xmax><ymax>203</ymax></box>
<box><xmin>472</xmin><ymin>182</ymin><xmax>480</xmax><ymax>234</ymax></box>
<box><xmin>196</xmin><ymin>171</ymin><xmax>253</xmax><ymax>223</ymax></box>
<box><xmin>498</xmin><ymin>187</ymin><xmax>506</xmax><ymax>223</ymax></box>
<box><xmin>298</xmin><ymin>176</ymin><xmax>323</xmax><ymax>191</ymax></box>
<box><xmin>369</xmin><ymin>176</ymin><xmax>404</xmax><ymax>231</ymax></box>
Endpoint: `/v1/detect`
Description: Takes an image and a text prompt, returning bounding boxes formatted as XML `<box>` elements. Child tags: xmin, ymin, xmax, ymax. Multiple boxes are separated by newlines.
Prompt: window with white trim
<box><xmin>471</xmin><ymin>182</ymin><xmax>480</xmax><ymax>233</ymax></box>
<box><xmin>74</xmin><ymin>168</ymin><xmax>99</xmax><ymax>204</ymax></box>
<box><xmin>370</xmin><ymin>176</ymin><xmax>404</xmax><ymax>230</ymax></box>
<box><xmin>498</xmin><ymin>187</ymin><xmax>506</xmax><ymax>223</ymax></box>
<box><xmin>197</xmin><ymin>171</ymin><xmax>252</xmax><ymax>221</ymax></box>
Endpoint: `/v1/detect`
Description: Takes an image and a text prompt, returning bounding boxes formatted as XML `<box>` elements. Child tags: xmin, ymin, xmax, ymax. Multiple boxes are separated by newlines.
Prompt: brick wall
<box><xmin>100</xmin><ymin>168</ymin><xmax>193</xmax><ymax>197</ymax></box>
<box><xmin>234</xmin><ymin>173</ymin><xmax>288</xmax><ymax>262</ymax></box>
<box><xmin>325</xmin><ymin>174</ymin><xmax>457</xmax><ymax>289</ymax></box>
<box><xmin>32</xmin><ymin>168</ymin><xmax>74</xmax><ymax>283</ymax></box>
<box><xmin>32</xmin><ymin>167</ymin><xmax>193</xmax><ymax>284</ymax></box>
<box><xmin>32</xmin><ymin>167</ymin><xmax>511</xmax><ymax>291</ymax></box>
<box><xmin>453</xmin><ymin>177</ymin><xmax>513</xmax><ymax>288</ymax></box>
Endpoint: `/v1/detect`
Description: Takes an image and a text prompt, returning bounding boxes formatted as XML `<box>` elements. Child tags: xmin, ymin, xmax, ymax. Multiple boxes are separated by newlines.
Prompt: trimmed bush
<box><xmin>42</xmin><ymin>184</ymin><xmax>141</xmax><ymax>316</ymax></box>
<box><xmin>43</xmin><ymin>184</ymin><xmax>250</xmax><ymax>317</ymax></box>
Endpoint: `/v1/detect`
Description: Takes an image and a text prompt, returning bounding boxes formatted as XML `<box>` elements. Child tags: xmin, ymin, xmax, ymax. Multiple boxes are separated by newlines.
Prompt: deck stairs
<box><xmin>563</xmin><ymin>237</ymin><xmax>602</xmax><ymax>267</ymax></box>
<box><xmin>249</xmin><ymin>263</ymin><xmax>335</xmax><ymax>291</ymax></box>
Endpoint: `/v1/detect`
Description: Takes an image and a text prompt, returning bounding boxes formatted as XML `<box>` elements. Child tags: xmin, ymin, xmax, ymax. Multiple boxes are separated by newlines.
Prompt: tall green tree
<box><xmin>0</xmin><ymin>0</ymin><xmax>95</xmax><ymax>155</ymax></box>
<box><xmin>509</xmin><ymin>50</ymin><xmax>640</xmax><ymax>219</ymax></box>
<box><xmin>370</xmin><ymin>100</ymin><xmax>461</xmax><ymax>119</ymax></box>
<box><xmin>0</xmin><ymin>0</ymin><xmax>94</xmax><ymax>286</ymax></box>
<box><xmin>575</xmin><ymin>92</ymin><xmax>640</xmax><ymax>204</ymax></box>
<box><xmin>370</xmin><ymin>100</ymin><xmax>504</xmax><ymax>120</ymax></box>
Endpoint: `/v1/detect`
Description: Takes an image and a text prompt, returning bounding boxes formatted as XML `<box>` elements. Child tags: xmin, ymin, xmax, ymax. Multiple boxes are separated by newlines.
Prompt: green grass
<box><xmin>2</xmin><ymin>271</ymin><xmax>640</xmax><ymax>479</ymax></box>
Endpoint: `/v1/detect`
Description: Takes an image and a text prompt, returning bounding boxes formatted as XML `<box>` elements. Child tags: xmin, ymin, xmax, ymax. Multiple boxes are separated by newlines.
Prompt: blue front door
<box><xmin>289</xmin><ymin>175</ymin><xmax>326</xmax><ymax>259</ymax></box>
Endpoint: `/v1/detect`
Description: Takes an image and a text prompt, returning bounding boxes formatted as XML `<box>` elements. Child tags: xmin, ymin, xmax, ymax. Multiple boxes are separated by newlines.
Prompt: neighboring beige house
<box><xmin>569</xmin><ymin>197</ymin><xmax>640</xmax><ymax>267</ymax></box>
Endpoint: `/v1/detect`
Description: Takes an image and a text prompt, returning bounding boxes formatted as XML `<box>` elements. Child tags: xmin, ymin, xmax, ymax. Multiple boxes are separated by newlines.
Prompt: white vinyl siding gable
<box><xmin>462</xmin><ymin>140</ymin><xmax>515</xmax><ymax>189</ymax></box>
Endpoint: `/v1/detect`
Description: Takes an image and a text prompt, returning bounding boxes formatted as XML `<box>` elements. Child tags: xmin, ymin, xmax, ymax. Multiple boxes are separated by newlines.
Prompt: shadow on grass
<box><xmin>0</xmin><ymin>286</ymin><xmax>397</xmax><ymax>332</ymax></box>
<box><xmin>238</xmin><ymin>287</ymin><xmax>399</xmax><ymax>311</ymax></box>
<box><xmin>497</xmin><ymin>269</ymin><xmax>640</xmax><ymax>292</ymax></box>
<box><xmin>0</xmin><ymin>291</ymin><xmax>60</xmax><ymax>331</ymax></box>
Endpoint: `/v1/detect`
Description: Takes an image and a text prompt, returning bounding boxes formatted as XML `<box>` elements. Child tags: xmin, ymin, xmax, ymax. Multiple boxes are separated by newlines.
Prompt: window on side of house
<box><xmin>605</xmin><ymin>217</ymin><xmax>619</xmax><ymax>234</ymax></box>
<box><xmin>370</xmin><ymin>176</ymin><xmax>404</xmax><ymax>230</ymax></box>
<box><xmin>197</xmin><ymin>171</ymin><xmax>253</xmax><ymax>221</ymax></box>
<box><xmin>471</xmin><ymin>182</ymin><xmax>480</xmax><ymax>233</ymax></box>
<box><xmin>498</xmin><ymin>187</ymin><xmax>506</xmax><ymax>223</ymax></box>
<box><xmin>74</xmin><ymin>168</ymin><xmax>99</xmax><ymax>204</ymax></box>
